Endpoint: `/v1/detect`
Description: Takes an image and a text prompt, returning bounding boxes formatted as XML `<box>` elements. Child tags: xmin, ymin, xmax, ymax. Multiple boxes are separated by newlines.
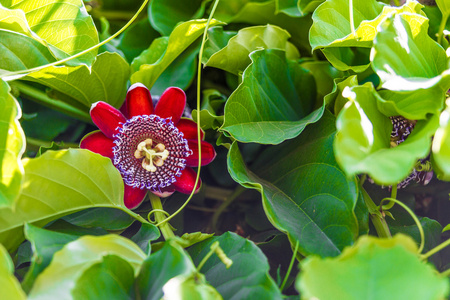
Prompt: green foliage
<box><xmin>297</xmin><ymin>234</ymin><xmax>449</xmax><ymax>300</ymax></box>
<box><xmin>0</xmin><ymin>243</ymin><xmax>26</xmax><ymax>299</ymax></box>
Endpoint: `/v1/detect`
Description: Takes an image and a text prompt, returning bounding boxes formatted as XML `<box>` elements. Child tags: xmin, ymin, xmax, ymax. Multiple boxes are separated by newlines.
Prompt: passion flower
<box><xmin>80</xmin><ymin>83</ymin><xmax>216</xmax><ymax>209</ymax></box>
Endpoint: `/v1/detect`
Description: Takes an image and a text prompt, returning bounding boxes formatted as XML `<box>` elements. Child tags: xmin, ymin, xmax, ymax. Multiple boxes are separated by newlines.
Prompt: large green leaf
<box><xmin>205</xmin><ymin>24</ymin><xmax>299</xmax><ymax>75</ymax></box>
<box><xmin>24</xmin><ymin>52</ymin><xmax>130</xmax><ymax>109</ymax></box>
<box><xmin>188</xmin><ymin>232</ymin><xmax>283</xmax><ymax>300</ymax></box>
<box><xmin>214</xmin><ymin>0</ymin><xmax>312</xmax><ymax>55</ymax></box>
<box><xmin>0</xmin><ymin>149</ymin><xmax>127</xmax><ymax>252</ymax></box>
<box><xmin>0</xmin><ymin>30</ymin><xmax>55</xmax><ymax>74</ymax></box>
<box><xmin>28</xmin><ymin>235</ymin><xmax>146</xmax><ymax>299</ymax></box>
<box><xmin>148</xmin><ymin>0</ymin><xmax>207</xmax><ymax>36</ymax></box>
<box><xmin>296</xmin><ymin>234</ymin><xmax>449</xmax><ymax>300</ymax></box>
<box><xmin>1</xmin><ymin>0</ymin><xmax>99</xmax><ymax>65</ymax></box>
<box><xmin>309</xmin><ymin>0</ymin><xmax>424</xmax><ymax>71</ymax></box>
<box><xmin>432</xmin><ymin>103</ymin><xmax>450</xmax><ymax>181</ymax></box>
<box><xmin>334</xmin><ymin>83</ymin><xmax>439</xmax><ymax>185</ymax></box>
<box><xmin>221</xmin><ymin>49</ymin><xmax>322</xmax><ymax>144</ymax></box>
<box><xmin>131</xmin><ymin>19</ymin><xmax>223</xmax><ymax>89</ymax></box>
<box><xmin>228</xmin><ymin>112</ymin><xmax>359</xmax><ymax>257</ymax></box>
<box><xmin>162</xmin><ymin>272</ymin><xmax>223</xmax><ymax>300</ymax></box>
<box><xmin>0</xmin><ymin>243</ymin><xmax>26</xmax><ymax>299</ymax></box>
<box><xmin>136</xmin><ymin>242</ymin><xmax>196</xmax><ymax>300</ymax></box>
<box><xmin>0</xmin><ymin>79</ymin><xmax>25</xmax><ymax>207</ymax></box>
<box><xmin>21</xmin><ymin>223</ymin><xmax>107</xmax><ymax>292</ymax></box>
<box><xmin>372</xmin><ymin>12</ymin><xmax>449</xmax><ymax>91</ymax></box>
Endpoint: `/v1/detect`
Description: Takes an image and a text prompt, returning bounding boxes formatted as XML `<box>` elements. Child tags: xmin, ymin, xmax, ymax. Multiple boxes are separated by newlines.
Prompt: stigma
<box><xmin>134</xmin><ymin>139</ymin><xmax>170</xmax><ymax>172</ymax></box>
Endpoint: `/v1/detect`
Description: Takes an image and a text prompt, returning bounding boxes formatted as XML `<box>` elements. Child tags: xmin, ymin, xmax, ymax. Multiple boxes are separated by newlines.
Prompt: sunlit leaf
<box><xmin>0</xmin><ymin>149</ymin><xmax>126</xmax><ymax>252</ymax></box>
<box><xmin>228</xmin><ymin>112</ymin><xmax>359</xmax><ymax>257</ymax></box>
<box><xmin>0</xmin><ymin>243</ymin><xmax>26</xmax><ymax>299</ymax></box>
<box><xmin>131</xmin><ymin>19</ymin><xmax>224</xmax><ymax>89</ymax></box>
<box><xmin>1</xmin><ymin>0</ymin><xmax>99</xmax><ymax>65</ymax></box>
<box><xmin>0</xmin><ymin>79</ymin><xmax>25</xmax><ymax>207</ymax></box>
<box><xmin>436</xmin><ymin>0</ymin><xmax>450</xmax><ymax>16</ymax></box>
<box><xmin>297</xmin><ymin>234</ymin><xmax>449</xmax><ymax>300</ymax></box>
<box><xmin>221</xmin><ymin>49</ymin><xmax>322</xmax><ymax>144</ymax></box>
<box><xmin>205</xmin><ymin>24</ymin><xmax>300</xmax><ymax>75</ymax></box>
<box><xmin>372</xmin><ymin>12</ymin><xmax>449</xmax><ymax>92</ymax></box>
<box><xmin>188</xmin><ymin>232</ymin><xmax>283</xmax><ymax>299</ymax></box>
<box><xmin>163</xmin><ymin>272</ymin><xmax>222</xmax><ymax>300</ymax></box>
<box><xmin>0</xmin><ymin>30</ymin><xmax>55</xmax><ymax>73</ymax></box>
<box><xmin>25</xmin><ymin>52</ymin><xmax>130</xmax><ymax>109</ymax></box>
<box><xmin>28</xmin><ymin>235</ymin><xmax>146</xmax><ymax>299</ymax></box>
<box><xmin>334</xmin><ymin>83</ymin><xmax>439</xmax><ymax>185</ymax></box>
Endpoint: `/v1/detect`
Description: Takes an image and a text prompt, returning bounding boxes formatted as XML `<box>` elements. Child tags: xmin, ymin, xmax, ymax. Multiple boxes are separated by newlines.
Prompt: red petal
<box><xmin>90</xmin><ymin>101</ymin><xmax>127</xmax><ymax>139</ymax></box>
<box><xmin>124</xmin><ymin>183</ymin><xmax>147</xmax><ymax>209</ymax></box>
<box><xmin>177</xmin><ymin>118</ymin><xmax>204</xmax><ymax>140</ymax></box>
<box><xmin>126</xmin><ymin>83</ymin><xmax>154</xmax><ymax>118</ymax></box>
<box><xmin>154</xmin><ymin>87</ymin><xmax>186</xmax><ymax>125</ymax></box>
<box><xmin>185</xmin><ymin>140</ymin><xmax>216</xmax><ymax>167</ymax></box>
<box><xmin>80</xmin><ymin>131</ymin><xmax>114</xmax><ymax>159</ymax></box>
<box><xmin>172</xmin><ymin>167</ymin><xmax>201</xmax><ymax>194</ymax></box>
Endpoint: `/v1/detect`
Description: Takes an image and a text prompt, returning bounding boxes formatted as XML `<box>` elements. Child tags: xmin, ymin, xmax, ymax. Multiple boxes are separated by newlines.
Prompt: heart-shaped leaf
<box><xmin>228</xmin><ymin>112</ymin><xmax>359</xmax><ymax>257</ymax></box>
<box><xmin>221</xmin><ymin>49</ymin><xmax>322</xmax><ymax>144</ymax></box>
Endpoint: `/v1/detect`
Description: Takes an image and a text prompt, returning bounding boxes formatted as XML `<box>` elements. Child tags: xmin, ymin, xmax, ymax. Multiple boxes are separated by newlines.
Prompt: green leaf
<box><xmin>0</xmin><ymin>149</ymin><xmax>127</xmax><ymax>252</ymax></box>
<box><xmin>436</xmin><ymin>0</ymin><xmax>450</xmax><ymax>16</ymax></box>
<box><xmin>131</xmin><ymin>223</ymin><xmax>160</xmax><ymax>255</ymax></box>
<box><xmin>334</xmin><ymin>83</ymin><xmax>439</xmax><ymax>185</ymax></box>
<box><xmin>205</xmin><ymin>24</ymin><xmax>300</xmax><ymax>75</ymax></box>
<box><xmin>0</xmin><ymin>79</ymin><xmax>25</xmax><ymax>207</ymax></box>
<box><xmin>297</xmin><ymin>0</ymin><xmax>325</xmax><ymax>16</ymax></box>
<box><xmin>148</xmin><ymin>0</ymin><xmax>207</xmax><ymax>36</ymax></box>
<box><xmin>310</xmin><ymin>0</ymin><xmax>424</xmax><ymax>71</ymax></box>
<box><xmin>228</xmin><ymin>112</ymin><xmax>359</xmax><ymax>257</ymax></box>
<box><xmin>301</xmin><ymin>61</ymin><xmax>344</xmax><ymax>102</ymax></box>
<box><xmin>203</xmin><ymin>27</ymin><xmax>236</xmax><ymax>63</ymax></box>
<box><xmin>432</xmin><ymin>104</ymin><xmax>450</xmax><ymax>180</ymax></box>
<box><xmin>372</xmin><ymin>12</ymin><xmax>449</xmax><ymax>91</ymax></box>
<box><xmin>131</xmin><ymin>19</ymin><xmax>224</xmax><ymax>89</ymax></box>
<box><xmin>296</xmin><ymin>234</ymin><xmax>449</xmax><ymax>300</ymax></box>
<box><xmin>136</xmin><ymin>242</ymin><xmax>196</xmax><ymax>300</ymax></box>
<box><xmin>71</xmin><ymin>255</ymin><xmax>135</xmax><ymax>300</ymax></box>
<box><xmin>28</xmin><ymin>235</ymin><xmax>146</xmax><ymax>299</ymax></box>
<box><xmin>324</xmin><ymin>75</ymin><xmax>359</xmax><ymax>115</ymax></box>
<box><xmin>192</xmin><ymin>89</ymin><xmax>226</xmax><ymax>130</ymax></box>
<box><xmin>163</xmin><ymin>272</ymin><xmax>223</xmax><ymax>300</ymax></box>
<box><xmin>0</xmin><ymin>243</ymin><xmax>26</xmax><ymax>299</ymax></box>
<box><xmin>21</xmin><ymin>223</ymin><xmax>107</xmax><ymax>292</ymax></box>
<box><xmin>214</xmin><ymin>0</ymin><xmax>312</xmax><ymax>55</ymax></box>
<box><xmin>63</xmin><ymin>207</ymin><xmax>135</xmax><ymax>231</ymax></box>
<box><xmin>221</xmin><ymin>49</ymin><xmax>322</xmax><ymax>144</ymax></box>
<box><xmin>443</xmin><ymin>224</ymin><xmax>450</xmax><ymax>232</ymax></box>
<box><xmin>0</xmin><ymin>30</ymin><xmax>55</xmax><ymax>73</ymax></box>
<box><xmin>24</xmin><ymin>52</ymin><xmax>130</xmax><ymax>109</ymax></box>
<box><xmin>188</xmin><ymin>232</ymin><xmax>283</xmax><ymax>300</ymax></box>
<box><xmin>1</xmin><ymin>0</ymin><xmax>99</xmax><ymax>65</ymax></box>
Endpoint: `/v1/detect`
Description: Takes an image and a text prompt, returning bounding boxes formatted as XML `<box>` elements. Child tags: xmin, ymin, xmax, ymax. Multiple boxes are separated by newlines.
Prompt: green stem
<box><xmin>156</xmin><ymin>0</ymin><xmax>220</xmax><ymax>227</ymax></box>
<box><xmin>380</xmin><ymin>198</ymin><xmax>424</xmax><ymax>254</ymax></box>
<box><xmin>421</xmin><ymin>238</ymin><xmax>450</xmax><ymax>260</ymax></box>
<box><xmin>119</xmin><ymin>207</ymin><xmax>150</xmax><ymax>225</ymax></box>
<box><xmin>360</xmin><ymin>186</ymin><xmax>392</xmax><ymax>238</ymax></box>
<box><xmin>149</xmin><ymin>193</ymin><xmax>175</xmax><ymax>240</ymax></box>
<box><xmin>280</xmin><ymin>240</ymin><xmax>300</xmax><ymax>292</ymax></box>
<box><xmin>197</xmin><ymin>241</ymin><xmax>232</xmax><ymax>272</ymax></box>
<box><xmin>12</xmin><ymin>81</ymin><xmax>92</xmax><ymax>123</ymax></box>
<box><xmin>438</xmin><ymin>12</ymin><xmax>449</xmax><ymax>46</ymax></box>
<box><xmin>349</xmin><ymin>0</ymin><xmax>356</xmax><ymax>38</ymax></box>
<box><xmin>211</xmin><ymin>185</ymin><xmax>245</xmax><ymax>231</ymax></box>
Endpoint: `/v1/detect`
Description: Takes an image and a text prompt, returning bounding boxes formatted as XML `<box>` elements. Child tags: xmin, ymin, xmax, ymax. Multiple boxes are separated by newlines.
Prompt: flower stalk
<box><xmin>149</xmin><ymin>193</ymin><xmax>175</xmax><ymax>240</ymax></box>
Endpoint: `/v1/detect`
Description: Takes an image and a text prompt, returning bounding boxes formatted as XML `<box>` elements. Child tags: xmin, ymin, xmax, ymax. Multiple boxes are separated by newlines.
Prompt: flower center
<box><xmin>113</xmin><ymin>115</ymin><xmax>192</xmax><ymax>191</ymax></box>
<box><xmin>134</xmin><ymin>139</ymin><xmax>170</xmax><ymax>172</ymax></box>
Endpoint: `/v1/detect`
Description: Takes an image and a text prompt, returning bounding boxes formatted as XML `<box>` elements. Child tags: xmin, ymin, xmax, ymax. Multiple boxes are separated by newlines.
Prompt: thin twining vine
<box><xmin>151</xmin><ymin>0</ymin><xmax>221</xmax><ymax>231</ymax></box>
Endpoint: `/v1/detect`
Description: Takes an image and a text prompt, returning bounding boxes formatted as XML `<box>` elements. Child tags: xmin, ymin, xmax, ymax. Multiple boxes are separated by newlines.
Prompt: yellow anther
<box><xmin>135</xmin><ymin>139</ymin><xmax>170</xmax><ymax>172</ymax></box>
